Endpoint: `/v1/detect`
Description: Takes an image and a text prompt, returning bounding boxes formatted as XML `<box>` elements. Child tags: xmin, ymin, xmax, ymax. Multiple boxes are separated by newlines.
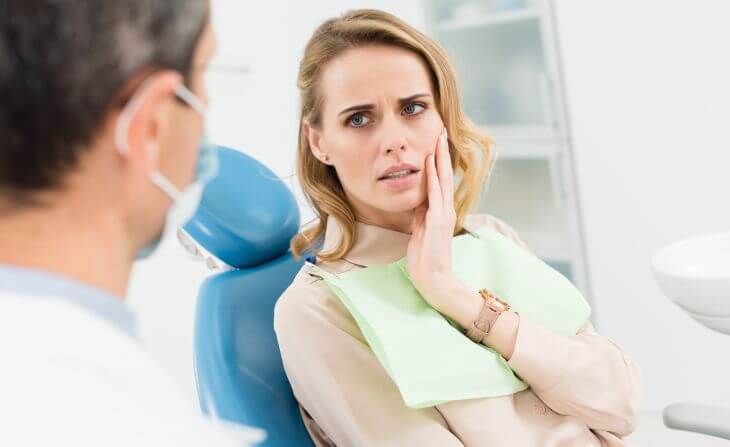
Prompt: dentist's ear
<box><xmin>116</xmin><ymin>71</ymin><xmax>184</xmax><ymax>174</ymax></box>
<box><xmin>303</xmin><ymin>120</ymin><xmax>331</xmax><ymax>165</ymax></box>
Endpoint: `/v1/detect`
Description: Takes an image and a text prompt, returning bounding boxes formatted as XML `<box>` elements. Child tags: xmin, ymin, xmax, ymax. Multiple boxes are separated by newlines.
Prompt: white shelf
<box><xmin>482</xmin><ymin>125</ymin><xmax>567</xmax><ymax>160</ymax></box>
<box><xmin>436</xmin><ymin>8</ymin><xmax>539</xmax><ymax>32</ymax></box>
<box><xmin>484</xmin><ymin>125</ymin><xmax>564</xmax><ymax>140</ymax></box>
<box><xmin>520</xmin><ymin>229</ymin><xmax>573</xmax><ymax>264</ymax></box>
<box><xmin>492</xmin><ymin>143</ymin><xmax>558</xmax><ymax>160</ymax></box>
<box><xmin>476</xmin><ymin>199</ymin><xmax>573</xmax><ymax>263</ymax></box>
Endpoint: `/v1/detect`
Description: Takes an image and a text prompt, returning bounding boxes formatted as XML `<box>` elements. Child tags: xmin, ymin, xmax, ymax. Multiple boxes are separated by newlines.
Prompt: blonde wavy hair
<box><xmin>291</xmin><ymin>9</ymin><xmax>493</xmax><ymax>262</ymax></box>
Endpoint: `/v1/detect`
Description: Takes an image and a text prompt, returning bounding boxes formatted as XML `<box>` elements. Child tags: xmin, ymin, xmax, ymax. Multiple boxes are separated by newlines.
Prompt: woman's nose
<box><xmin>382</xmin><ymin>125</ymin><xmax>408</xmax><ymax>155</ymax></box>
<box><xmin>385</xmin><ymin>143</ymin><xmax>406</xmax><ymax>154</ymax></box>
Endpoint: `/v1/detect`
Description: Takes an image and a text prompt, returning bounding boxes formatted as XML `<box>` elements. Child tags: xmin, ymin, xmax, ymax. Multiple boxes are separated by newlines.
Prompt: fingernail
<box><xmin>442</xmin><ymin>127</ymin><xmax>448</xmax><ymax>140</ymax></box>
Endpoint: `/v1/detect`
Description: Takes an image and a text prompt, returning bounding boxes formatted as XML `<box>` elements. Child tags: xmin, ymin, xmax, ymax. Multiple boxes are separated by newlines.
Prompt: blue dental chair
<box><xmin>181</xmin><ymin>146</ymin><xmax>315</xmax><ymax>446</ymax></box>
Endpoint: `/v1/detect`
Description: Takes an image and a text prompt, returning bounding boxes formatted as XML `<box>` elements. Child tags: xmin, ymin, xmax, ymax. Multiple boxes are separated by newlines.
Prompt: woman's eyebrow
<box><xmin>337</xmin><ymin>93</ymin><xmax>431</xmax><ymax>117</ymax></box>
<box><xmin>338</xmin><ymin>103</ymin><xmax>374</xmax><ymax>117</ymax></box>
<box><xmin>398</xmin><ymin>93</ymin><xmax>431</xmax><ymax>104</ymax></box>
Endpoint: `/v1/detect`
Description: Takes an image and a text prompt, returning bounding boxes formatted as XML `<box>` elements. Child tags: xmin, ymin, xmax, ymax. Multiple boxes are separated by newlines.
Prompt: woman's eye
<box><xmin>403</xmin><ymin>103</ymin><xmax>425</xmax><ymax>116</ymax></box>
<box><xmin>348</xmin><ymin>113</ymin><xmax>370</xmax><ymax>128</ymax></box>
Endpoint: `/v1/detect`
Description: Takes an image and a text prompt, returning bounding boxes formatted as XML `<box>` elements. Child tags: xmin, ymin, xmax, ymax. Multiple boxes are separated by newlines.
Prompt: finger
<box><xmin>411</xmin><ymin>219</ymin><xmax>424</xmax><ymax>241</ymax></box>
<box><xmin>438</xmin><ymin>128</ymin><xmax>455</xmax><ymax>208</ymax></box>
<box><xmin>426</xmin><ymin>153</ymin><xmax>442</xmax><ymax>214</ymax></box>
<box><xmin>411</xmin><ymin>201</ymin><xmax>428</xmax><ymax>237</ymax></box>
<box><xmin>413</xmin><ymin>202</ymin><xmax>427</xmax><ymax>230</ymax></box>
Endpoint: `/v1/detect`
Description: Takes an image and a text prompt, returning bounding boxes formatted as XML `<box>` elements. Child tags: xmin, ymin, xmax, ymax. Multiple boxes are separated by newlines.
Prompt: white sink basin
<box><xmin>651</xmin><ymin>232</ymin><xmax>730</xmax><ymax>441</ymax></box>
<box><xmin>652</xmin><ymin>231</ymin><xmax>730</xmax><ymax>334</ymax></box>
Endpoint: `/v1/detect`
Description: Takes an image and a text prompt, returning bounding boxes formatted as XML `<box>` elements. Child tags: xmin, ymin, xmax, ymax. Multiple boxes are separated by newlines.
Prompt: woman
<box><xmin>275</xmin><ymin>9</ymin><xmax>641</xmax><ymax>447</ymax></box>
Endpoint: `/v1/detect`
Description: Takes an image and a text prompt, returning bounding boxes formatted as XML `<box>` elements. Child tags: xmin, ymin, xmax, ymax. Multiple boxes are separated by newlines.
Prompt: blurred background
<box><xmin>128</xmin><ymin>0</ymin><xmax>730</xmax><ymax>442</ymax></box>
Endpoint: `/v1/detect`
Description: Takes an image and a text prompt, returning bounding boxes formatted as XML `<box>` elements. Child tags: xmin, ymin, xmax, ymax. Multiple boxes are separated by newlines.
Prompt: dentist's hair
<box><xmin>0</xmin><ymin>0</ymin><xmax>208</xmax><ymax>210</ymax></box>
<box><xmin>291</xmin><ymin>9</ymin><xmax>493</xmax><ymax>262</ymax></box>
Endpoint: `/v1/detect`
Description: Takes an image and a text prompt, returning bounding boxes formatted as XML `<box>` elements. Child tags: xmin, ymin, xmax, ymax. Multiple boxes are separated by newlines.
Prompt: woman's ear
<box><xmin>303</xmin><ymin>120</ymin><xmax>331</xmax><ymax>165</ymax></box>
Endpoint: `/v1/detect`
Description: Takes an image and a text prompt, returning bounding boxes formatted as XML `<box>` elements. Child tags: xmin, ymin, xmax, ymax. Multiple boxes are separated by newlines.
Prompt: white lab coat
<box><xmin>0</xmin><ymin>289</ymin><xmax>264</xmax><ymax>446</ymax></box>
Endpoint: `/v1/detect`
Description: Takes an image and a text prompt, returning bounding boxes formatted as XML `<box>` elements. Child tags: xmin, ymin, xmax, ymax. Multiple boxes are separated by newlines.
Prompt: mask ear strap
<box><xmin>150</xmin><ymin>171</ymin><xmax>181</xmax><ymax>201</ymax></box>
<box><xmin>174</xmin><ymin>84</ymin><xmax>208</xmax><ymax>116</ymax></box>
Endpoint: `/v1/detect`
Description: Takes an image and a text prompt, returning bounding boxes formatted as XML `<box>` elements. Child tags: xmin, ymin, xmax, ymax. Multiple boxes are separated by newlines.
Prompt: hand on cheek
<box><xmin>404</xmin><ymin>128</ymin><xmax>488</xmax><ymax>333</ymax></box>
<box><xmin>406</xmin><ymin>127</ymin><xmax>463</xmax><ymax>312</ymax></box>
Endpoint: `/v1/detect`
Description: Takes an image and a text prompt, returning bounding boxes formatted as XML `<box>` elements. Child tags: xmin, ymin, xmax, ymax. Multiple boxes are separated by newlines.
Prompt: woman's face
<box><xmin>306</xmin><ymin>45</ymin><xmax>444</xmax><ymax>227</ymax></box>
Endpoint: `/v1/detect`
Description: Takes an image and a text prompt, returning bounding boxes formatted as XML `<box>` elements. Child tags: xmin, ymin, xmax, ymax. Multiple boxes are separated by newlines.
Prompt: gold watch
<box><xmin>465</xmin><ymin>289</ymin><xmax>511</xmax><ymax>343</ymax></box>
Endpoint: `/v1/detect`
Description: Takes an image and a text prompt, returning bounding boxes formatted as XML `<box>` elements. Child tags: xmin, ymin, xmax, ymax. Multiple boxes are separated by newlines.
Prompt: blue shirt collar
<box><xmin>0</xmin><ymin>265</ymin><xmax>137</xmax><ymax>337</ymax></box>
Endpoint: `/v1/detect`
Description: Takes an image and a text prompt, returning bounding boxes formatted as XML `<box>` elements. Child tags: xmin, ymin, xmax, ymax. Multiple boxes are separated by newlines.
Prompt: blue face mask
<box><xmin>115</xmin><ymin>81</ymin><xmax>219</xmax><ymax>259</ymax></box>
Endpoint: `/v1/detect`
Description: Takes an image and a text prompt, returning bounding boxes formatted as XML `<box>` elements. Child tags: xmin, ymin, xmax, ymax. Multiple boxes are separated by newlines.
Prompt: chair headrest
<box><xmin>183</xmin><ymin>146</ymin><xmax>300</xmax><ymax>269</ymax></box>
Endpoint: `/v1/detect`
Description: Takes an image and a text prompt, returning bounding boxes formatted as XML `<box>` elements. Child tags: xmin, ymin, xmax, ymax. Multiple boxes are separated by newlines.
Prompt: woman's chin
<box><xmin>377</xmin><ymin>189</ymin><xmax>426</xmax><ymax>213</ymax></box>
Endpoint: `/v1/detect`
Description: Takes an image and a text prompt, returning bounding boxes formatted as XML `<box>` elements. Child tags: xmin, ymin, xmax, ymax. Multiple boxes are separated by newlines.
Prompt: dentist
<box><xmin>0</xmin><ymin>1</ymin><xmax>260</xmax><ymax>445</ymax></box>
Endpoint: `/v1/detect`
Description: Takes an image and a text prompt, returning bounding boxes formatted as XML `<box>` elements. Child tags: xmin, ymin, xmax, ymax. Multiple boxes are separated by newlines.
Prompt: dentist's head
<box><xmin>0</xmin><ymin>0</ymin><xmax>216</xmax><ymax>295</ymax></box>
<box><xmin>292</xmin><ymin>9</ymin><xmax>493</xmax><ymax>262</ymax></box>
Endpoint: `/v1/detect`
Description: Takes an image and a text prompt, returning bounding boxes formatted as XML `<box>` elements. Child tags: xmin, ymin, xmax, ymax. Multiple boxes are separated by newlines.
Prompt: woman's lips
<box><xmin>378</xmin><ymin>170</ymin><xmax>420</xmax><ymax>190</ymax></box>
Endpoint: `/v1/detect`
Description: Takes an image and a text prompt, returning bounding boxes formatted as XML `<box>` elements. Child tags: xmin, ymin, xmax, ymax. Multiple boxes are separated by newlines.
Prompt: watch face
<box><xmin>481</xmin><ymin>289</ymin><xmax>510</xmax><ymax>312</ymax></box>
<box><xmin>492</xmin><ymin>298</ymin><xmax>510</xmax><ymax>312</ymax></box>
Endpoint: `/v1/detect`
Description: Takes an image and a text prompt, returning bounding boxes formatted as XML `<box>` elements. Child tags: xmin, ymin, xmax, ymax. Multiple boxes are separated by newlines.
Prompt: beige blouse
<box><xmin>274</xmin><ymin>214</ymin><xmax>642</xmax><ymax>447</ymax></box>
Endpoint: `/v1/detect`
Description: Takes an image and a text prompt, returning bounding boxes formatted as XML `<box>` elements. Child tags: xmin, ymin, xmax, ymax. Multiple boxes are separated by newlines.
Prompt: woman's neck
<box><xmin>354</xmin><ymin>207</ymin><xmax>416</xmax><ymax>235</ymax></box>
<box><xmin>358</xmin><ymin>215</ymin><xmax>412</xmax><ymax>234</ymax></box>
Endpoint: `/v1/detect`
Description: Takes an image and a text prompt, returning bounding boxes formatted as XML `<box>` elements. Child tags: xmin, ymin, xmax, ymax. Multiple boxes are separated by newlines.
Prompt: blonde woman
<box><xmin>275</xmin><ymin>9</ymin><xmax>641</xmax><ymax>447</ymax></box>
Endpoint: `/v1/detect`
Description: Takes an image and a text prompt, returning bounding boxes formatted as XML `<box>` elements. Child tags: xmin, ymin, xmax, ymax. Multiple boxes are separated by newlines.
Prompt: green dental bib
<box><xmin>307</xmin><ymin>225</ymin><xmax>591</xmax><ymax>409</ymax></box>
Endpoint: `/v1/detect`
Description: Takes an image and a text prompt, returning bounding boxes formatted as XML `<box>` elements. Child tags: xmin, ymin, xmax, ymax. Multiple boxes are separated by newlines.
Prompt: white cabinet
<box><xmin>422</xmin><ymin>0</ymin><xmax>590</xmax><ymax>297</ymax></box>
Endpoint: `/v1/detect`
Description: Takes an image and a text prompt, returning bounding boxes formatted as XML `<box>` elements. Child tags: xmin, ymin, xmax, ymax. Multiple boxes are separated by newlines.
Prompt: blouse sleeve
<box><xmin>468</xmin><ymin>213</ymin><xmax>642</xmax><ymax>436</ymax></box>
<box><xmin>507</xmin><ymin>319</ymin><xmax>642</xmax><ymax>436</ymax></box>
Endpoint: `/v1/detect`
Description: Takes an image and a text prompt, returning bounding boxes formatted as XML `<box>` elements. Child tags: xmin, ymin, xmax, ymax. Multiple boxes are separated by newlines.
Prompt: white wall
<box><xmin>127</xmin><ymin>0</ymin><xmax>425</xmax><ymax>400</ymax></box>
<box><xmin>554</xmin><ymin>0</ymin><xmax>730</xmax><ymax>411</ymax></box>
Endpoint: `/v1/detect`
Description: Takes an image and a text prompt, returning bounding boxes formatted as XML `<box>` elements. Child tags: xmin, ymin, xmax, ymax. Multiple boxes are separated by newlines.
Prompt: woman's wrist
<box><xmin>484</xmin><ymin>311</ymin><xmax>519</xmax><ymax>361</ymax></box>
<box><xmin>420</xmin><ymin>274</ymin><xmax>483</xmax><ymax>329</ymax></box>
<box><xmin>421</xmin><ymin>275</ymin><xmax>520</xmax><ymax>360</ymax></box>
